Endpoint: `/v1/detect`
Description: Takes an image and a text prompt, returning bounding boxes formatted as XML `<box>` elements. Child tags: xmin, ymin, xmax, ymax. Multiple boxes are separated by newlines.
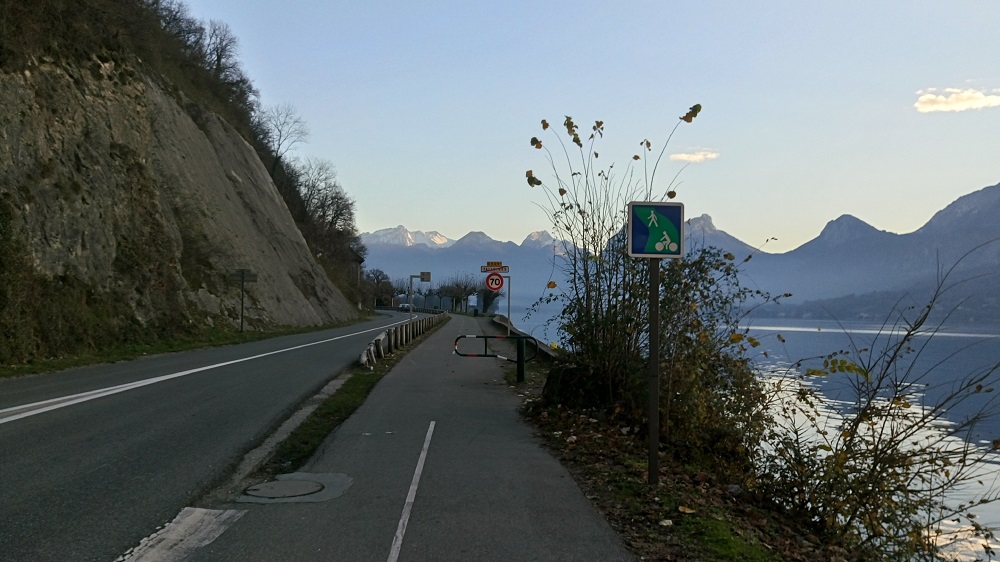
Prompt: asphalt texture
<box><xmin>0</xmin><ymin>314</ymin><xmax>412</xmax><ymax>562</ymax></box>
<box><xmin>193</xmin><ymin>314</ymin><xmax>634</xmax><ymax>561</ymax></box>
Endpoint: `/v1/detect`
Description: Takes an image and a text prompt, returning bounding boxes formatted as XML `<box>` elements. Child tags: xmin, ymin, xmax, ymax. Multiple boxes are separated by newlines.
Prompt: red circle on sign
<box><xmin>485</xmin><ymin>272</ymin><xmax>504</xmax><ymax>292</ymax></box>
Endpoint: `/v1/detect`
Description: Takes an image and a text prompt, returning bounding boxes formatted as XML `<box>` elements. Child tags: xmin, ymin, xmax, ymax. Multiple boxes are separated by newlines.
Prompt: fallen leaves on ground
<box><xmin>520</xmin><ymin>401</ymin><xmax>852</xmax><ymax>562</ymax></box>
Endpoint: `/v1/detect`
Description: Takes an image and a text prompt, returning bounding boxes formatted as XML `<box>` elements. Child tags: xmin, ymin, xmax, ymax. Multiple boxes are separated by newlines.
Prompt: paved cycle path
<box><xmin>183</xmin><ymin>314</ymin><xmax>633</xmax><ymax>561</ymax></box>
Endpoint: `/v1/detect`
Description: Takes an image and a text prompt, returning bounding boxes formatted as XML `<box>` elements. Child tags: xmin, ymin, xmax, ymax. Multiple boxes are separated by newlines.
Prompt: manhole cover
<box><xmin>244</xmin><ymin>479</ymin><xmax>324</xmax><ymax>499</ymax></box>
<box><xmin>238</xmin><ymin>472</ymin><xmax>352</xmax><ymax>504</ymax></box>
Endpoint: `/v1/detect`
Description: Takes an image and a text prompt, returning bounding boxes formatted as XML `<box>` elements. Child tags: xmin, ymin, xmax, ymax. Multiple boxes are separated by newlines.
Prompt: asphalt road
<box><xmin>186</xmin><ymin>314</ymin><xmax>632</xmax><ymax>562</ymax></box>
<box><xmin>0</xmin><ymin>313</ymin><xmax>410</xmax><ymax>562</ymax></box>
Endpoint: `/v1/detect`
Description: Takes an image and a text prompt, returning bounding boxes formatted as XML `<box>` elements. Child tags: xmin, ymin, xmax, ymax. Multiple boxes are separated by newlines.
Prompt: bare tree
<box><xmin>444</xmin><ymin>272</ymin><xmax>478</xmax><ymax>313</ymax></box>
<box><xmin>425</xmin><ymin>285</ymin><xmax>444</xmax><ymax>309</ymax></box>
<box><xmin>205</xmin><ymin>20</ymin><xmax>239</xmax><ymax>82</ymax></box>
<box><xmin>298</xmin><ymin>158</ymin><xmax>356</xmax><ymax>233</ymax></box>
<box><xmin>152</xmin><ymin>0</ymin><xmax>202</xmax><ymax>50</ymax></box>
<box><xmin>292</xmin><ymin>156</ymin><xmax>362</xmax><ymax>271</ymax></box>
<box><xmin>365</xmin><ymin>269</ymin><xmax>393</xmax><ymax>306</ymax></box>
<box><xmin>257</xmin><ymin>103</ymin><xmax>308</xmax><ymax>178</ymax></box>
<box><xmin>392</xmin><ymin>277</ymin><xmax>409</xmax><ymax>305</ymax></box>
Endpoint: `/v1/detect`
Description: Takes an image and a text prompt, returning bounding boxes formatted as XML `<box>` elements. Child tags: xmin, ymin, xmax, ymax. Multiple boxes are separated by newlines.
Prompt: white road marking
<box><xmin>749</xmin><ymin>325</ymin><xmax>1000</xmax><ymax>338</ymax></box>
<box><xmin>117</xmin><ymin>507</ymin><xmax>246</xmax><ymax>562</ymax></box>
<box><xmin>0</xmin><ymin>320</ymin><xmax>407</xmax><ymax>425</ymax></box>
<box><xmin>387</xmin><ymin>420</ymin><xmax>436</xmax><ymax>562</ymax></box>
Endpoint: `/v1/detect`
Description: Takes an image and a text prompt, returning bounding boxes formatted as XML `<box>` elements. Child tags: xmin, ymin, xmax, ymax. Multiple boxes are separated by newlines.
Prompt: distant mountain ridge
<box><xmin>745</xmin><ymin>182</ymin><xmax>1000</xmax><ymax>300</ymax></box>
<box><xmin>363</xmin><ymin>180</ymin><xmax>1000</xmax><ymax>323</ymax></box>
<box><xmin>361</xmin><ymin>225</ymin><xmax>560</xmax><ymax>250</ymax></box>
<box><xmin>361</xmin><ymin>225</ymin><xmax>455</xmax><ymax>248</ymax></box>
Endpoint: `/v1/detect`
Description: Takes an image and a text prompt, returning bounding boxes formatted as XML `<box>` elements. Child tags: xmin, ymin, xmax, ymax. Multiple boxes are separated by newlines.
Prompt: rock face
<box><xmin>0</xmin><ymin>56</ymin><xmax>356</xmax><ymax>332</ymax></box>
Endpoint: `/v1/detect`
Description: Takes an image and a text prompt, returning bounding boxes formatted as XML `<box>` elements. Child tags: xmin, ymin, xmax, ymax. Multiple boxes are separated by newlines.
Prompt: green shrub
<box><xmin>527</xmin><ymin>111</ymin><xmax>775</xmax><ymax>478</ymax></box>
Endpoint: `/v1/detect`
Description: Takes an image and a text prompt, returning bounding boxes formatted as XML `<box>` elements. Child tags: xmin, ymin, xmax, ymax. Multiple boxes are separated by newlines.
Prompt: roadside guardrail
<box><xmin>359</xmin><ymin>312</ymin><xmax>449</xmax><ymax>368</ymax></box>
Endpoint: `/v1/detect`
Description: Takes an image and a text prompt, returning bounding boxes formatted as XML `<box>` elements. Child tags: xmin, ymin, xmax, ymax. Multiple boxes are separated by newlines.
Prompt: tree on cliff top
<box><xmin>258</xmin><ymin>103</ymin><xmax>309</xmax><ymax>180</ymax></box>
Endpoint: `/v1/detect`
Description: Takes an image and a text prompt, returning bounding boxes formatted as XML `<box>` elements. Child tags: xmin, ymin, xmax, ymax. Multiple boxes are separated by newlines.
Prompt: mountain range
<box><xmin>361</xmin><ymin>225</ymin><xmax>457</xmax><ymax>248</ymax></box>
<box><xmin>362</xmin><ymin>181</ymin><xmax>1000</xmax><ymax>324</ymax></box>
<box><xmin>361</xmin><ymin>225</ymin><xmax>560</xmax><ymax>251</ymax></box>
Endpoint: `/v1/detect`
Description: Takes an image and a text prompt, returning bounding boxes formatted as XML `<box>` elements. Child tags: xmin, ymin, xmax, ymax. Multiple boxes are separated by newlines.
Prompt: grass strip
<box><xmin>260</xmin><ymin>315</ymin><xmax>451</xmax><ymax>476</ymax></box>
<box><xmin>677</xmin><ymin>516</ymin><xmax>779</xmax><ymax>562</ymax></box>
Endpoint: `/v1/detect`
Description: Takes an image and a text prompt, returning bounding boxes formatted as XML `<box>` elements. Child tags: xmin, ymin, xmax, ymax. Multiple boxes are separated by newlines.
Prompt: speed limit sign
<box><xmin>485</xmin><ymin>272</ymin><xmax>504</xmax><ymax>292</ymax></box>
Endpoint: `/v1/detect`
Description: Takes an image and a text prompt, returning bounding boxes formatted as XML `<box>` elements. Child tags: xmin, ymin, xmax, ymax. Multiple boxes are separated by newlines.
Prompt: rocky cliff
<box><xmin>0</xmin><ymin>55</ymin><xmax>356</xmax><ymax>361</ymax></box>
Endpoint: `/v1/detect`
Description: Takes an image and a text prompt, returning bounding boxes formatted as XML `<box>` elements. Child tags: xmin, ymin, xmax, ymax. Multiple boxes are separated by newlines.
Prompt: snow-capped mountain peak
<box><xmin>361</xmin><ymin>226</ymin><xmax>455</xmax><ymax>248</ymax></box>
<box><xmin>521</xmin><ymin>231</ymin><xmax>557</xmax><ymax>247</ymax></box>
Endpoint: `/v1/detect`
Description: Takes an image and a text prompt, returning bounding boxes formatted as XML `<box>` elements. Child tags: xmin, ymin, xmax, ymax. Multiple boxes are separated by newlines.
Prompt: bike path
<box><xmin>189</xmin><ymin>314</ymin><xmax>633</xmax><ymax>561</ymax></box>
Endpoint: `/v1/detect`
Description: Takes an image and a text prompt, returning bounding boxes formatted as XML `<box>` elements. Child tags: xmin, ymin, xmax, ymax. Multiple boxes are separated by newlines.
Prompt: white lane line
<box><xmin>387</xmin><ymin>420</ymin><xmax>436</xmax><ymax>562</ymax></box>
<box><xmin>0</xmin><ymin>320</ymin><xmax>408</xmax><ymax>425</ymax></box>
<box><xmin>117</xmin><ymin>507</ymin><xmax>246</xmax><ymax>562</ymax></box>
<box><xmin>749</xmin><ymin>325</ymin><xmax>1000</xmax><ymax>339</ymax></box>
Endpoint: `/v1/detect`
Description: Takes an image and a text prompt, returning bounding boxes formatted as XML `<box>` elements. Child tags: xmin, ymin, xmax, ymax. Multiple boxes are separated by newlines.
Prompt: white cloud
<box><xmin>914</xmin><ymin>88</ymin><xmax>1000</xmax><ymax>113</ymax></box>
<box><xmin>669</xmin><ymin>150</ymin><xmax>719</xmax><ymax>163</ymax></box>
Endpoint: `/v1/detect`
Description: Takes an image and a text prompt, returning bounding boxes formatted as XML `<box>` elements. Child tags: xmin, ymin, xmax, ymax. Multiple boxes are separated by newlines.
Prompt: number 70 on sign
<box><xmin>485</xmin><ymin>272</ymin><xmax>505</xmax><ymax>292</ymax></box>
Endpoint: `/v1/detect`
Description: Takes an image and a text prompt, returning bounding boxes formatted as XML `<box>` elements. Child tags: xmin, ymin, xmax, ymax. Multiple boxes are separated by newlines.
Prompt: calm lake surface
<box><xmin>748</xmin><ymin>319</ymin><xmax>1000</xmax><ymax>551</ymax></box>
<box><xmin>747</xmin><ymin>319</ymin><xmax>1000</xmax><ymax>446</ymax></box>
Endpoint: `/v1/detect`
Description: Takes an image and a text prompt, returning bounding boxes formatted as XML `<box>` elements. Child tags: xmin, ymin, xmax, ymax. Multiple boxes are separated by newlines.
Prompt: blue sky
<box><xmin>184</xmin><ymin>0</ymin><xmax>1000</xmax><ymax>253</ymax></box>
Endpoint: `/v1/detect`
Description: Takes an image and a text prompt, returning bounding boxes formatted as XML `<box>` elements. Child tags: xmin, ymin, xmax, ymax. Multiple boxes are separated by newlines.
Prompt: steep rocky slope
<box><xmin>0</xmin><ymin>55</ymin><xmax>355</xmax><ymax>361</ymax></box>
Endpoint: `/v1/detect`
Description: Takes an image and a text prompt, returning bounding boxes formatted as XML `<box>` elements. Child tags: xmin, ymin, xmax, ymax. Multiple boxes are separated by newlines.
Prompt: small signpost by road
<box><xmin>627</xmin><ymin>201</ymin><xmax>684</xmax><ymax>486</ymax></box>
<box><xmin>408</xmin><ymin>272</ymin><xmax>432</xmax><ymax>321</ymax></box>
<box><xmin>481</xmin><ymin>261</ymin><xmax>510</xmax><ymax>273</ymax></box>
<box><xmin>227</xmin><ymin>268</ymin><xmax>258</xmax><ymax>332</ymax></box>
<box><xmin>482</xmin><ymin>261</ymin><xmax>512</xmax><ymax>335</ymax></box>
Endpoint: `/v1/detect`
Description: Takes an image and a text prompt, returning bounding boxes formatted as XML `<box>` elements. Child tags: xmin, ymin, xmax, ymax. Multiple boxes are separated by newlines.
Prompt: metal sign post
<box><xmin>482</xmin><ymin>263</ymin><xmax>512</xmax><ymax>336</ymax></box>
<box><xmin>647</xmin><ymin>258</ymin><xmax>660</xmax><ymax>485</ymax></box>
<box><xmin>408</xmin><ymin>272</ymin><xmax>431</xmax><ymax>322</ymax></box>
<box><xmin>627</xmin><ymin>201</ymin><xmax>685</xmax><ymax>486</ymax></box>
<box><xmin>504</xmin><ymin>275</ymin><xmax>511</xmax><ymax>336</ymax></box>
<box><xmin>227</xmin><ymin>268</ymin><xmax>258</xmax><ymax>332</ymax></box>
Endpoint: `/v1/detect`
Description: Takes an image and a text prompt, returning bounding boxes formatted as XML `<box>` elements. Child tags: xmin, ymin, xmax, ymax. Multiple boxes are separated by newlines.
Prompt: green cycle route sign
<box><xmin>626</xmin><ymin>200</ymin><xmax>684</xmax><ymax>485</ymax></box>
<box><xmin>626</xmin><ymin>201</ymin><xmax>684</xmax><ymax>259</ymax></box>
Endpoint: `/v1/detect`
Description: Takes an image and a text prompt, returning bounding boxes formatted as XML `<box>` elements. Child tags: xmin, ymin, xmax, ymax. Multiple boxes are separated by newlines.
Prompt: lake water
<box><xmin>508</xmin><ymin>307</ymin><xmax>1000</xmax><ymax>553</ymax></box>
<box><xmin>748</xmin><ymin>319</ymin><xmax>1000</xmax><ymax>556</ymax></box>
<box><xmin>747</xmin><ymin>319</ymin><xmax>1000</xmax><ymax>445</ymax></box>
<box><xmin>512</xmin><ymin>310</ymin><xmax>1000</xmax><ymax>451</ymax></box>
<box><xmin>504</xmin><ymin>297</ymin><xmax>564</xmax><ymax>344</ymax></box>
